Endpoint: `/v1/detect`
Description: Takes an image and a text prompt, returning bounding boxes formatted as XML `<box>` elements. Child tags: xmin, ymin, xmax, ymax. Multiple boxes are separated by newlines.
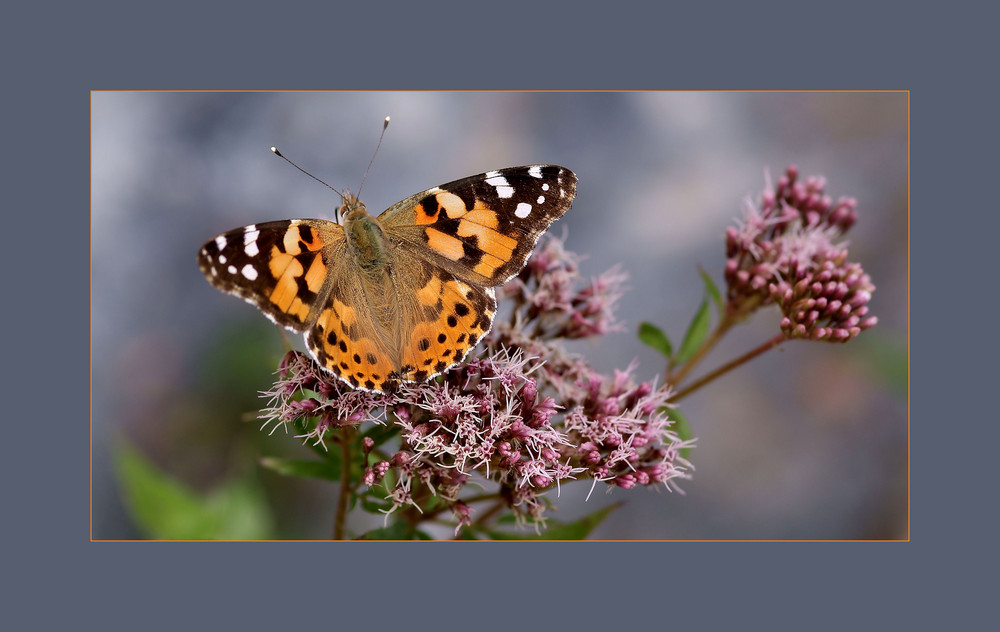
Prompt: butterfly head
<box><xmin>338</xmin><ymin>191</ymin><xmax>368</xmax><ymax>220</ymax></box>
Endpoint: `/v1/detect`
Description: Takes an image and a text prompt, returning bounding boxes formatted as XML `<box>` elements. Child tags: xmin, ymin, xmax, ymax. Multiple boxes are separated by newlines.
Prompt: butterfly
<box><xmin>198</xmin><ymin>165</ymin><xmax>577</xmax><ymax>392</ymax></box>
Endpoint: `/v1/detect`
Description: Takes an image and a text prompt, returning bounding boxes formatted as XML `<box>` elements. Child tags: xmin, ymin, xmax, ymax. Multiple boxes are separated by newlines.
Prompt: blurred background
<box><xmin>92</xmin><ymin>92</ymin><xmax>907</xmax><ymax>540</ymax></box>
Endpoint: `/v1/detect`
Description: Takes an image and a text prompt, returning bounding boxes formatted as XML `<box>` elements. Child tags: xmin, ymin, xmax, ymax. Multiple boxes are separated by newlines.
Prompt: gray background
<box><xmin>92</xmin><ymin>91</ymin><xmax>907</xmax><ymax>540</ymax></box>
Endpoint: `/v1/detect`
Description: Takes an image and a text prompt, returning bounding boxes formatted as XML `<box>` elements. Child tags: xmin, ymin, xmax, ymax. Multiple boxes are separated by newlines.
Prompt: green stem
<box><xmin>668</xmin><ymin>318</ymin><xmax>733</xmax><ymax>386</ymax></box>
<box><xmin>471</xmin><ymin>499</ymin><xmax>507</xmax><ymax>530</ymax></box>
<box><xmin>333</xmin><ymin>427</ymin><xmax>354</xmax><ymax>540</ymax></box>
<box><xmin>671</xmin><ymin>333</ymin><xmax>787</xmax><ymax>402</ymax></box>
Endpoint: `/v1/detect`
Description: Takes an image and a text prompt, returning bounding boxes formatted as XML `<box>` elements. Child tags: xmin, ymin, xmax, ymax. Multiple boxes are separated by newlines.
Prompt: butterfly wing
<box><xmin>302</xmin><ymin>246</ymin><xmax>498</xmax><ymax>391</ymax></box>
<box><xmin>303</xmin><ymin>258</ymin><xmax>401</xmax><ymax>392</ymax></box>
<box><xmin>197</xmin><ymin>219</ymin><xmax>344</xmax><ymax>331</ymax></box>
<box><xmin>378</xmin><ymin>165</ymin><xmax>577</xmax><ymax>287</ymax></box>
<box><xmin>363</xmin><ymin>165</ymin><xmax>574</xmax><ymax>385</ymax></box>
<box><xmin>391</xmin><ymin>249</ymin><xmax>499</xmax><ymax>384</ymax></box>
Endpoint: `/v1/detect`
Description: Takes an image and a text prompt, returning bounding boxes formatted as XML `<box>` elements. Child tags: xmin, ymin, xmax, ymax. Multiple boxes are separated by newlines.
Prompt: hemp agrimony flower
<box><xmin>257</xmin><ymin>163</ymin><xmax>878</xmax><ymax>539</ymax></box>
<box><xmin>725</xmin><ymin>165</ymin><xmax>877</xmax><ymax>342</ymax></box>
<box><xmin>260</xmin><ymin>233</ymin><xmax>692</xmax><ymax>538</ymax></box>
<box><xmin>642</xmin><ymin>165</ymin><xmax>879</xmax><ymax>404</ymax></box>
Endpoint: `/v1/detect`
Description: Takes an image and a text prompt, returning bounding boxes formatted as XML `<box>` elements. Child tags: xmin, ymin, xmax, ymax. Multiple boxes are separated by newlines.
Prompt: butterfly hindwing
<box><xmin>305</xmin><ymin>268</ymin><xmax>399</xmax><ymax>392</ymax></box>
<box><xmin>395</xmin><ymin>260</ymin><xmax>498</xmax><ymax>383</ymax></box>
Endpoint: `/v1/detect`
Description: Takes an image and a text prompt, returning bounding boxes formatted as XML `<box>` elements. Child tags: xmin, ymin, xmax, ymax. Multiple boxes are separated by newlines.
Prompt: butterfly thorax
<box><xmin>342</xmin><ymin>200</ymin><xmax>390</xmax><ymax>272</ymax></box>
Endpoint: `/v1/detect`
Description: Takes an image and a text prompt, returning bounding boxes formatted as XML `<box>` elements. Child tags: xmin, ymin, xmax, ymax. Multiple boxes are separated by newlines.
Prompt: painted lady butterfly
<box><xmin>198</xmin><ymin>165</ymin><xmax>577</xmax><ymax>392</ymax></box>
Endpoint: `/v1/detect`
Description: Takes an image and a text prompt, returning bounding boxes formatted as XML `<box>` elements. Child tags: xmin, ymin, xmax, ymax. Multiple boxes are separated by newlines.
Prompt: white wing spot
<box><xmin>244</xmin><ymin>230</ymin><xmax>260</xmax><ymax>245</ymax></box>
<box><xmin>245</xmin><ymin>240</ymin><xmax>259</xmax><ymax>257</ymax></box>
<box><xmin>486</xmin><ymin>175</ymin><xmax>514</xmax><ymax>199</ymax></box>
<box><xmin>541</xmin><ymin>183</ymin><xmax>550</xmax><ymax>192</ymax></box>
<box><xmin>529</xmin><ymin>166</ymin><xmax>543</xmax><ymax>178</ymax></box>
<box><xmin>215</xmin><ymin>235</ymin><xmax>227</xmax><ymax>250</ymax></box>
<box><xmin>227</xmin><ymin>265</ymin><xmax>237</xmax><ymax>275</ymax></box>
<box><xmin>515</xmin><ymin>203</ymin><xmax>532</xmax><ymax>218</ymax></box>
<box><xmin>218</xmin><ymin>254</ymin><xmax>227</xmax><ymax>264</ymax></box>
<box><xmin>241</xmin><ymin>265</ymin><xmax>258</xmax><ymax>280</ymax></box>
<box><xmin>537</xmin><ymin>195</ymin><xmax>545</xmax><ymax>204</ymax></box>
<box><xmin>244</xmin><ymin>224</ymin><xmax>257</xmax><ymax>233</ymax></box>
<box><xmin>485</xmin><ymin>170</ymin><xmax>501</xmax><ymax>178</ymax></box>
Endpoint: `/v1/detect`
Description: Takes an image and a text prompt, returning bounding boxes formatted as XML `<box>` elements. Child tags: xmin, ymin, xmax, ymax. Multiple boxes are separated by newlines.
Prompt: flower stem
<box><xmin>670</xmin><ymin>333</ymin><xmax>787</xmax><ymax>402</ymax></box>
<box><xmin>472</xmin><ymin>499</ymin><xmax>507</xmax><ymax>529</ymax></box>
<box><xmin>668</xmin><ymin>318</ymin><xmax>733</xmax><ymax>386</ymax></box>
<box><xmin>333</xmin><ymin>427</ymin><xmax>354</xmax><ymax>540</ymax></box>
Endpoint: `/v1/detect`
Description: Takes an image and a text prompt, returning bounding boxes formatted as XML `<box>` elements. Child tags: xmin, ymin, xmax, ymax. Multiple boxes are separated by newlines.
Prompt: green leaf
<box><xmin>359</xmin><ymin>496</ymin><xmax>393</xmax><ymax>514</ymax></box>
<box><xmin>479</xmin><ymin>502</ymin><xmax>622</xmax><ymax>540</ymax></box>
<box><xmin>362</xmin><ymin>423</ymin><xmax>399</xmax><ymax>450</ymax></box>
<box><xmin>302</xmin><ymin>437</ymin><xmax>335</xmax><ymax>461</ymax></box>
<box><xmin>259</xmin><ymin>456</ymin><xmax>341</xmax><ymax>481</ymax></box>
<box><xmin>698</xmin><ymin>266</ymin><xmax>724</xmax><ymax>316</ymax></box>
<box><xmin>667</xmin><ymin>407</ymin><xmax>694</xmax><ymax>459</ymax></box>
<box><xmin>855</xmin><ymin>335</ymin><xmax>908</xmax><ymax>398</ymax></box>
<box><xmin>361</xmin><ymin>520</ymin><xmax>418</xmax><ymax>540</ymax></box>
<box><xmin>638</xmin><ymin>322</ymin><xmax>673</xmax><ymax>359</ymax></box>
<box><xmin>114</xmin><ymin>441</ymin><xmax>274</xmax><ymax>540</ymax></box>
<box><xmin>676</xmin><ymin>297</ymin><xmax>712</xmax><ymax>365</ymax></box>
<box><xmin>203</xmin><ymin>482</ymin><xmax>276</xmax><ymax>540</ymax></box>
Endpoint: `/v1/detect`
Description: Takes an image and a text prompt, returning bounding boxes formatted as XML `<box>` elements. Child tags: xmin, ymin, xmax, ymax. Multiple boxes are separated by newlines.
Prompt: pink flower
<box><xmin>258</xmin><ymin>233</ymin><xmax>693</xmax><ymax>530</ymax></box>
<box><xmin>725</xmin><ymin>165</ymin><xmax>877</xmax><ymax>342</ymax></box>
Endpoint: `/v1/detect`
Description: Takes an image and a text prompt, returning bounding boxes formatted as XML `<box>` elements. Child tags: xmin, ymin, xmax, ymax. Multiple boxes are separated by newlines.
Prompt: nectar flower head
<box><xmin>258</xmin><ymin>233</ymin><xmax>692</xmax><ymax>531</ymax></box>
<box><xmin>724</xmin><ymin>165</ymin><xmax>877</xmax><ymax>342</ymax></box>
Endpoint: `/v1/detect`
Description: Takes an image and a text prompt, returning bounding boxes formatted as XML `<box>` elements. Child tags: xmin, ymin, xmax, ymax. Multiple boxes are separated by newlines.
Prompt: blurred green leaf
<box><xmin>203</xmin><ymin>482</ymin><xmax>276</xmax><ymax>540</ymax></box>
<box><xmin>361</xmin><ymin>520</ymin><xmax>417</xmax><ymax>540</ymax></box>
<box><xmin>676</xmin><ymin>297</ymin><xmax>712</xmax><ymax>365</ymax></box>
<box><xmin>856</xmin><ymin>335</ymin><xmax>908</xmax><ymax>397</ymax></box>
<box><xmin>359</xmin><ymin>495</ymin><xmax>393</xmax><ymax>514</ymax></box>
<box><xmin>638</xmin><ymin>322</ymin><xmax>673</xmax><ymax>359</ymax></box>
<box><xmin>298</xmin><ymin>431</ymin><xmax>338</xmax><ymax>462</ymax></box>
<box><xmin>668</xmin><ymin>406</ymin><xmax>694</xmax><ymax>459</ymax></box>
<box><xmin>200</xmin><ymin>321</ymin><xmax>284</xmax><ymax>393</ymax></box>
<box><xmin>362</xmin><ymin>423</ymin><xmax>399</xmax><ymax>450</ymax></box>
<box><xmin>698</xmin><ymin>266</ymin><xmax>724</xmax><ymax>316</ymax></box>
<box><xmin>114</xmin><ymin>441</ymin><xmax>274</xmax><ymax>540</ymax></box>
<box><xmin>480</xmin><ymin>502</ymin><xmax>622</xmax><ymax>540</ymax></box>
<box><xmin>259</xmin><ymin>457</ymin><xmax>341</xmax><ymax>481</ymax></box>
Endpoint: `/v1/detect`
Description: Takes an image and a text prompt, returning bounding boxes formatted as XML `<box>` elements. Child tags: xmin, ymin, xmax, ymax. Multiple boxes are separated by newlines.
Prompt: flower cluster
<box><xmin>259</xmin><ymin>233</ymin><xmax>692</xmax><ymax>533</ymax></box>
<box><xmin>724</xmin><ymin>165</ymin><xmax>877</xmax><ymax>342</ymax></box>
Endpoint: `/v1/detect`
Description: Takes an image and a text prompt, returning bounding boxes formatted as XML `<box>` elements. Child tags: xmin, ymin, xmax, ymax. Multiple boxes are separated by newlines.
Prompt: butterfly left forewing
<box><xmin>197</xmin><ymin>219</ymin><xmax>343</xmax><ymax>331</ymax></box>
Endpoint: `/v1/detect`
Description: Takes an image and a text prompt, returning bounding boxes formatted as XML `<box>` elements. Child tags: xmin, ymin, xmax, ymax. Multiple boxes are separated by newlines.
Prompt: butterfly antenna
<box><xmin>356</xmin><ymin>116</ymin><xmax>390</xmax><ymax>201</ymax></box>
<box><xmin>271</xmin><ymin>146</ymin><xmax>349</xmax><ymax>221</ymax></box>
